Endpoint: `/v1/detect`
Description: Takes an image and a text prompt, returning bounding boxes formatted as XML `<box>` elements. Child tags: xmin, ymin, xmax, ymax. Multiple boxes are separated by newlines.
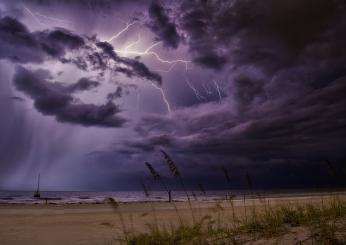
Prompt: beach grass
<box><xmin>117</xmin><ymin>195</ymin><xmax>346</xmax><ymax>244</ymax></box>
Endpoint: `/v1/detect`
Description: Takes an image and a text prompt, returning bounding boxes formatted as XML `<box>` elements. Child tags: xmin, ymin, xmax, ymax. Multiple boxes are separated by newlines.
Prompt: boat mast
<box><xmin>36</xmin><ymin>173</ymin><xmax>40</xmax><ymax>192</ymax></box>
<box><xmin>34</xmin><ymin>173</ymin><xmax>41</xmax><ymax>198</ymax></box>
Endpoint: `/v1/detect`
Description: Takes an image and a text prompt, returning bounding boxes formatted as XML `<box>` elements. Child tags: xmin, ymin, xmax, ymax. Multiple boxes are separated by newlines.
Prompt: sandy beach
<box><xmin>0</xmin><ymin>193</ymin><xmax>345</xmax><ymax>245</ymax></box>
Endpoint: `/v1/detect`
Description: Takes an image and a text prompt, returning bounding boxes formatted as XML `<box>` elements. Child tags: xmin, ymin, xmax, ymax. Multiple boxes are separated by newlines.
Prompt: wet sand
<box><xmin>0</xmin><ymin>194</ymin><xmax>344</xmax><ymax>245</ymax></box>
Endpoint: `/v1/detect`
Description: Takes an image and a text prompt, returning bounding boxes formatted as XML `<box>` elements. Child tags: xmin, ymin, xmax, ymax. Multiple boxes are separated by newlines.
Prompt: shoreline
<box><xmin>0</xmin><ymin>189</ymin><xmax>345</xmax><ymax>206</ymax></box>
<box><xmin>0</xmin><ymin>193</ymin><xmax>345</xmax><ymax>245</ymax></box>
<box><xmin>0</xmin><ymin>192</ymin><xmax>344</xmax><ymax>211</ymax></box>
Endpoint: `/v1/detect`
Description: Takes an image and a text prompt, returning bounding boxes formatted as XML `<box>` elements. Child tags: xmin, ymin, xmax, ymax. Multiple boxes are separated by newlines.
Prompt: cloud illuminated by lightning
<box><xmin>105</xmin><ymin>25</ymin><xmax>193</xmax><ymax>113</ymax></box>
<box><xmin>124</xmin><ymin>33</ymin><xmax>141</xmax><ymax>54</ymax></box>
<box><xmin>106</xmin><ymin>23</ymin><xmax>191</xmax><ymax>70</ymax></box>
<box><xmin>114</xmin><ymin>41</ymin><xmax>190</xmax><ymax>71</ymax></box>
<box><xmin>112</xmin><ymin>39</ymin><xmax>174</xmax><ymax>112</ymax></box>
<box><xmin>24</xmin><ymin>8</ymin><xmax>180</xmax><ymax>113</ymax></box>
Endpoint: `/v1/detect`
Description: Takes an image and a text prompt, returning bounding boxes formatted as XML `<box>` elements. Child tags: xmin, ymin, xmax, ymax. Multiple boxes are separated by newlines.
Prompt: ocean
<box><xmin>0</xmin><ymin>189</ymin><xmax>340</xmax><ymax>204</ymax></box>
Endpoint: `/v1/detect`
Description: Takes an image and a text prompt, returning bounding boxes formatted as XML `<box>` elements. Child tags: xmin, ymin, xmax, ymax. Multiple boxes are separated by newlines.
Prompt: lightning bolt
<box><xmin>24</xmin><ymin>6</ymin><xmax>70</xmax><ymax>28</ymax></box>
<box><xmin>24</xmin><ymin>6</ymin><xmax>50</xmax><ymax>28</ymax></box>
<box><xmin>106</xmin><ymin>22</ymin><xmax>190</xmax><ymax>70</ymax></box>
<box><xmin>153</xmin><ymin>63</ymin><xmax>178</xmax><ymax>73</ymax></box>
<box><xmin>106</xmin><ymin>20</ymin><xmax>139</xmax><ymax>43</ymax></box>
<box><xmin>213</xmin><ymin>80</ymin><xmax>223</xmax><ymax>103</ymax></box>
<box><xmin>123</xmin><ymin>40</ymin><xmax>189</xmax><ymax>112</ymax></box>
<box><xmin>107</xmin><ymin>31</ymin><xmax>189</xmax><ymax>113</ymax></box>
<box><xmin>150</xmin><ymin>82</ymin><xmax>172</xmax><ymax>112</ymax></box>
<box><xmin>25</xmin><ymin>8</ymin><xmax>177</xmax><ymax>113</ymax></box>
<box><xmin>33</xmin><ymin>13</ymin><xmax>71</xmax><ymax>24</ymax></box>
<box><xmin>185</xmin><ymin>77</ymin><xmax>207</xmax><ymax>102</ymax></box>
<box><xmin>114</xmin><ymin>41</ymin><xmax>191</xmax><ymax>71</ymax></box>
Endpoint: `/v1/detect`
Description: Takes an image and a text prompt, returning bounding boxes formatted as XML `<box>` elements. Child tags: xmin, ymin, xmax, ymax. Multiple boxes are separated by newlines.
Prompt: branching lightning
<box><xmin>105</xmin><ymin>25</ymin><xmax>193</xmax><ymax>113</ymax></box>
<box><xmin>153</xmin><ymin>63</ymin><xmax>178</xmax><ymax>73</ymax></box>
<box><xmin>24</xmin><ymin>6</ymin><xmax>50</xmax><ymax>28</ymax></box>
<box><xmin>25</xmin><ymin>7</ymin><xmax>188</xmax><ymax>113</ymax></box>
<box><xmin>213</xmin><ymin>80</ymin><xmax>223</xmax><ymax>103</ymax></box>
<box><xmin>185</xmin><ymin>77</ymin><xmax>207</xmax><ymax>102</ymax></box>
<box><xmin>33</xmin><ymin>13</ymin><xmax>71</xmax><ymax>24</ymax></box>
<box><xmin>24</xmin><ymin>6</ymin><xmax>70</xmax><ymax>28</ymax></box>
<box><xmin>114</xmin><ymin>41</ymin><xmax>190</xmax><ymax>71</ymax></box>
<box><xmin>115</xmin><ymin>40</ymin><xmax>190</xmax><ymax>113</ymax></box>
<box><xmin>106</xmin><ymin>23</ymin><xmax>190</xmax><ymax>70</ymax></box>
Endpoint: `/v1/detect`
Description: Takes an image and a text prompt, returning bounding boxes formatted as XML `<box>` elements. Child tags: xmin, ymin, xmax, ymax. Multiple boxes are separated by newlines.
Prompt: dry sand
<box><xmin>0</xmin><ymin>194</ymin><xmax>344</xmax><ymax>245</ymax></box>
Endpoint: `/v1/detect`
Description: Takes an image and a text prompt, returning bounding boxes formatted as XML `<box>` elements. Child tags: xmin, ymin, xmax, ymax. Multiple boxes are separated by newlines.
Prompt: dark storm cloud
<box><xmin>0</xmin><ymin>14</ymin><xmax>163</xmax><ymax>127</ymax></box>
<box><xmin>148</xmin><ymin>1</ymin><xmax>180</xmax><ymax>49</ymax></box>
<box><xmin>96</xmin><ymin>41</ymin><xmax>162</xmax><ymax>85</ymax></box>
<box><xmin>0</xmin><ymin>16</ymin><xmax>84</xmax><ymax>63</ymax></box>
<box><xmin>0</xmin><ymin>16</ymin><xmax>162</xmax><ymax>84</ymax></box>
<box><xmin>95</xmin><ymin>0</ymin><xmax>346</xmax><ymax>188</ymax></box>
<box><xmin>193</xmin><ymin>53</ymin><xmax>227</xmax><ymax>70</ymax></box>
<box><xmin>67</xmin><ymin>77</ymin><xmax>100</xmax><ymax>92</ymax></box>
<box><xmin>231</xmin><ymin>74</ymin><xmax>266</xmax><ymax>108</ymax></box>
<box><xmin>130</xmin><ymin>0</ymin><xmax>346</xmax><ymax>159</ymax></box>
<box><xmin>119</xmin><ymin>74</ymin><xmax>346</xmax><ymax>178</ymax></box>
<box><xmin>176</xmin><ymin>0</ymin><xmax>346</xmax><ymax>74</ymax></box>
<box><xmin>125</xmin><ymin>133</ymin><xmax>175</xmax><ymax>152</ymax></box>
<box><xmin>118</xmin><ymin>57</ymin><xmax>162</xmax><ymax>85</ymax></box>
<box><xmin>37</xmin><ymin>29</ymin><xmax>85</xmax><ymax>57</ymax></box>
<box><xmin>0</xmin><ymin>16</ymin><xmax>45</xmax><ymax>63</ymax></box>
<box><xmin>13</xmin><ymin>66</ymin><xmax>125</xmax><ymax>127</ymax></box>
<box><xmin>9</xmin><ymin>96</ymin><xmax>25</xmax><ymax>102</ymax></box>
<box><xmin>107</xmin><ymin>87</ymin><xmax>123</xmax><ymax>101</ymax></box>
<box><xmin>21</xmin><ymin>0</ymin><xmax>146</xmax><ymax>7</ymax></box>
<box><xmin>62</xmin><ymin>39</ymin><xmax>162</xmax><ymax>85</ymax></box>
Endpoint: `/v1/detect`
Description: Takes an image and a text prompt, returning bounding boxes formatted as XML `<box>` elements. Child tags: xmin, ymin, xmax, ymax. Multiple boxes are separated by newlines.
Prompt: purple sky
<box><xmin>0</xmin><ymin>0</ymin><xmax>345</xmax><ymax>191</ymax></box>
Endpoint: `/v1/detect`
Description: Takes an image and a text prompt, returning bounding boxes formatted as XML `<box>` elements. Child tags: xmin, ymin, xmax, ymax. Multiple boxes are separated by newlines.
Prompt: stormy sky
<box><xmin>0</xmin><ymin>0</ymin><xmax>345</xmax><ymax>191</ymax></box>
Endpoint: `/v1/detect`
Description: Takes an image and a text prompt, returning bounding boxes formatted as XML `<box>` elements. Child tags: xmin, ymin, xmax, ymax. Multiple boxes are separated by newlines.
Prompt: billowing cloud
<box><xmin>96</xmin><ymin>41</ymin><xmax>162</xmax><ymax>85</ymax></box>
<box><xmin>117</xmin><ymin>74</ymin><xmax>346</xmax><ymax>179</ymax></box>
<box><xmin>177</xmin><ymin>0</ymin><xmax>344</xmax><ymax>73</ymax></box>
<box><xmin>0</xmin><ymin>15</ymin><xmax>162</xmax><ymax>84</ymax></box>
<box><xmin>0</xmin><ymin>16</ymin><xmax>84</xmax><ymax>63</ymax></box>
<box><xmin>148</xmin><ymin>1</ymin><xmax>180</xmax><ymax>49</ymax></box>
<box><xmin>67</xmin><ymin>77</ymin><xmax>100</xmax><ymax>92</ymax></box>
<box><xmin>0</xmin><ymin>14</ymin><xmax>164</xmax><ymax>127</ymax></box>
<box><xmin>107</xmin><ymin>87</ymin><xmax>123</xmax><ymax>101</ymax></box>
<box><xmin>118</xmin><ymin>0</ymin><xmax>346</xmax><ymax>163</ymax></box>
<box><xmin>13</xmin><ymin>66</ymin><xmax>126</xmax><ymax>127</ymax></box>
